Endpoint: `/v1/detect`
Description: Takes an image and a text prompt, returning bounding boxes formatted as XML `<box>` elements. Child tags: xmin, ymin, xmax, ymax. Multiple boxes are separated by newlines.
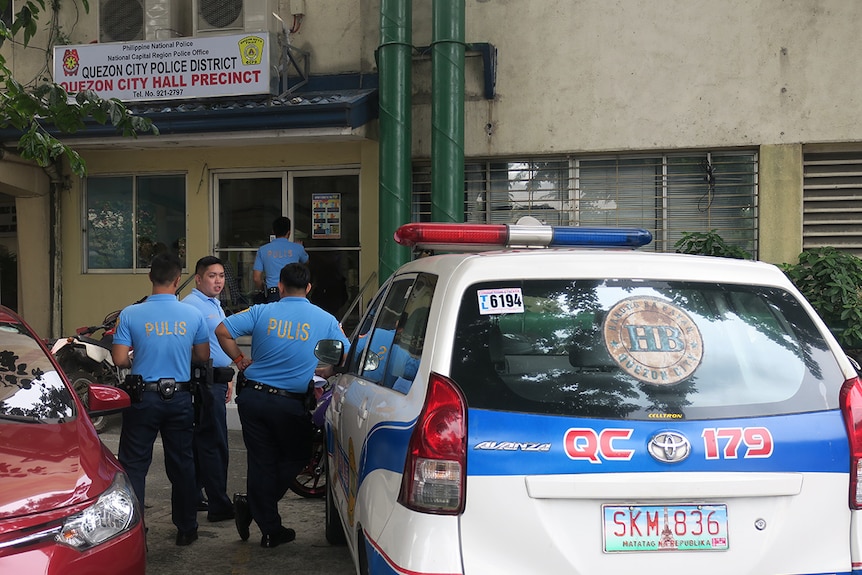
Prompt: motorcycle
<box><xmin>288</xmin><ymin>376</ymin><xmax>333</xmax><ymax>498</ymax></box>
<box><xmin>49</xmin><ymin>303</ymin><xmax>138</xmax><ymax>432</ymax></box>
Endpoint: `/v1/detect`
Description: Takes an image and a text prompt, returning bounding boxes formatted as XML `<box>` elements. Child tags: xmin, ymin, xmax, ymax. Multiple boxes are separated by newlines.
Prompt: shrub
<box><xmin>780</xmin><ymin>247</ymin><xmax>862</xmax><ymax>349</ymax></box>
<box><xmin>674</xmin><ymin>230</ymin><xmax>752</xmax><ymax>260</ymax></box>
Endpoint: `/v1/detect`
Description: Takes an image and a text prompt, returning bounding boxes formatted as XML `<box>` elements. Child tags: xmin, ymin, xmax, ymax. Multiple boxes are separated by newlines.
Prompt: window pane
<box><xmin>347</xmin><ymin>283</ymin><xmax>389</xmax><ymax>373</ymax></box>
<box><xmin>137</xmin><ymin>175</ymin><xmax>186</xmax><ymax>268</ymax></box>
<box><xmin>464</xmin><ymin>163</ymin><xmax>485</xmax><ymax>222</ymax></box>
<box><xmin>668</xmin><ymin>154</ymin><xmax>758</xmax><ymax>254</ymax></box>
<box><xmin>488</xmin><ymin>160</ymin><xmax>569</xmax><ymax>225</ymax></box>
<box><xmin>413</xmin><ymin>152</ymin><xmax>757</xmax><ymax>256</ymax></box>
<box><xmin>451</xmin><ymin>279</ymin><xmax>841</xmax><ymax>420</ymax></box>
<box><xmin>361</xmin><ymin>278</ymin><xmax>414</xmax><ymax>384</ymax></box>
<box><xmin>218</xmin><ymin>177</ymin><xmax>282</xmax><ymax>249</ymax></box>
<box><xmin>381</xmin><ymin>273</ymin><xmax>436</xmax><ymax>393</ymax></box>
<box><xmin>86</xmin><ymin>177</ymin><xmax>133</xmax><ymax>270</ymax></box>
<box><xmin>577</xmin><ymin>158</ymin><xmax>659</xmax><ymax>240</ymax></box>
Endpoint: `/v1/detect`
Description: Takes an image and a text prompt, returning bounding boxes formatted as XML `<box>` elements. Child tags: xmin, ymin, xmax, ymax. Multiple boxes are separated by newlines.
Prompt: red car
<box><xmin>0</xmin><ymin>306</ymin><xmax>145</xmax><ymax>574</ymax></box>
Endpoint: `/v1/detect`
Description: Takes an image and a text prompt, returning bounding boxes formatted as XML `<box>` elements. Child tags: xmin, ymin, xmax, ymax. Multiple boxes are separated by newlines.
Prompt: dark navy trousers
<box><xmin>193</xmin><ymin>382</ymin><xmax>233</xmax><ymax>514</ymax></box>
<box><xmin>119</xmin><ymin>390</ymin><xmax>198</xmax><ymax>533</ymax></box>
<box><xmin>236</xmin><ymin>386</ymin><xmax>312</xmax><ymax>536</ymax></box>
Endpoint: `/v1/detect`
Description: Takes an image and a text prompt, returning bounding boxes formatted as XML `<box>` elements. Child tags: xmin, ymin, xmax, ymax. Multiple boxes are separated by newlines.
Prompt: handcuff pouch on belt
<box><xmin>158</xmin><ymin>378</ymin><xmax>177</xmax><ymax>401</ymax></box>
<box><xmin>121</xmin><ymin>374</ymin><xmax>144</xmax><ymax>404</ymax></box>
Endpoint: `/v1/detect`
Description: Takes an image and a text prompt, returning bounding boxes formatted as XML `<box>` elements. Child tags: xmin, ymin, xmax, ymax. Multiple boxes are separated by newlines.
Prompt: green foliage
<box><xmin>0</xmin><ymin>0</ymin><xmax>156</xmax><ymax>176</ymax></box>
<box><xmin>780</xmin><ymin>247</ymin><xmax>862</xmax><ymax>349</ymax></box>
<box><xmin>674</xmin><ymin>230</ymin><xmax>753</xmax><ymax>260</ymax></box>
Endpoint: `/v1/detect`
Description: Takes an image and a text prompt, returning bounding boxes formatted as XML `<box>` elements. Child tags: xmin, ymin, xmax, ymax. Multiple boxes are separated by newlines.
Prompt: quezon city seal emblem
<box><xmin>602</xmin><ymin>296</ymin><xmax>703</xmax><ymax>385</ymax></box>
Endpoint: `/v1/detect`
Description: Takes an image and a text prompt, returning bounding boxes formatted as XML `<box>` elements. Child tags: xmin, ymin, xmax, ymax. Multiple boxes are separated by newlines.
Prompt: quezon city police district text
<box><xmin>61</xmin><ymin>41</ymin><xmax>261</xmax><ymax>99</ymax></box>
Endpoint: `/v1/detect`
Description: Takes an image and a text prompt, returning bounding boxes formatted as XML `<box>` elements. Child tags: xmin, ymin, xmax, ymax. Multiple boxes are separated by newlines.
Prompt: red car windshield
<box><xmin>0</xmin><ymin>323</ymin><xmax>75</xmax><ymax>423</ymax></box>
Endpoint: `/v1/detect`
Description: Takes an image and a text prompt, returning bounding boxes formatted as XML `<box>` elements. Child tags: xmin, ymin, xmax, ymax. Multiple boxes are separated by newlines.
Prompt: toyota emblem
<box><xmin>648</xmin><ymin>431</ymin><xmax>691</xmax><ymax>463</ymax></box>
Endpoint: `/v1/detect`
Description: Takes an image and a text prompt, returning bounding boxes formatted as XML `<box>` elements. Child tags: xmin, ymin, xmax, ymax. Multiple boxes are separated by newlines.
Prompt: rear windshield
<box><xmin>450</xmin><ymin>279</ymin><xmax>844</xmax><ymax>420</ymax></box>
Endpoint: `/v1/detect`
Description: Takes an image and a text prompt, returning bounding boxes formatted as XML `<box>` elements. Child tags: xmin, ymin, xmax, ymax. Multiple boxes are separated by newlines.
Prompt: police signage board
<box><xmin>53</xmin><ymin>33</ymin><xmax>274</xmax><ymax>102</ymax></box>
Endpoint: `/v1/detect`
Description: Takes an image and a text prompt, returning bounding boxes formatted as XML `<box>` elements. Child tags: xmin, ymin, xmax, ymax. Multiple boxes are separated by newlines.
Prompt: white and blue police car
<box><xmin>315</xmin><ymin>221</ymin><xmax>862</xmax><ymax>575</ymax></box>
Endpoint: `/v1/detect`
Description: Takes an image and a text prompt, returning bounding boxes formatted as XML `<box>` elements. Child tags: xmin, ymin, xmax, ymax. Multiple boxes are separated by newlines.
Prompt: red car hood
<box><xmin>0</xmin><ymin>417</ymin><xmax>118</xmax><ymax>519</ymax></box>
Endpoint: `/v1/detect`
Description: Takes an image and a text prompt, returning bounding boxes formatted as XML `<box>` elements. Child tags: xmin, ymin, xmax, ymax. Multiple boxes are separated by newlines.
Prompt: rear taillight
<box><xmin>840</xmin><ymin>376</ymin><xmax>862</xmax><ymax>509</ymax></box>
<box><xmin>398</xmin><ymin>372</ymin><xmax>467</xmax><ymax>515</ymax></box>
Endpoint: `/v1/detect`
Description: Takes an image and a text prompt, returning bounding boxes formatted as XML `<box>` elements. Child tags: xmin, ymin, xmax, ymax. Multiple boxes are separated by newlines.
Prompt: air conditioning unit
<box><xmin>99</xmin><ymin>0</ymin><xmax>191</xmax><ymax>43</ymax></box>
<box><xmin>194</xmin><ymin>0</ymin><xmax>280</xmax><ymax>36</ymax></box>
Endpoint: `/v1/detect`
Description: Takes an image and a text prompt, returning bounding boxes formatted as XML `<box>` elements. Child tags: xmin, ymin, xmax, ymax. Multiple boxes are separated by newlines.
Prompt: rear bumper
<box><xmin>364</xmin><ymin>503</ymin><xmax>462</xmax><ymax>575</ymax></box>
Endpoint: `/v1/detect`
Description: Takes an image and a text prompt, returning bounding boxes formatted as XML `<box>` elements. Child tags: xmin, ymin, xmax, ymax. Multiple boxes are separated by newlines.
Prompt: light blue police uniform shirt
<box><xmin>253</xmin><ymin>237</ymin><xmax>309</xmax><ymax>289</ymax></box>
<box><xmin>181</xmin><ymin>288</ymin><xmax>232</xmax><ymax>368</ymax></box>
<box><xmin>222</xmin><ymin>297</ymin><xmax>350</xmax><ymax>393</ymax></box>
<box><xmin>114</xmin><ymin>294</ymin><xmax>209</xmax><ymax>382</ymax></box>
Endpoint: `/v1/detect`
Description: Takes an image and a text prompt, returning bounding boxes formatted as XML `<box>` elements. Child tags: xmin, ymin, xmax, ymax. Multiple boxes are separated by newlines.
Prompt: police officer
<box><xmin>181</xmin><ymin>256</ymin><xmax>237</xmax><ymax>523</ymax></box>
<box><xmin>215</xmin><ymin>263</ymin><xmax>349</xmax><ymax>548</ymax></box>
<box><xmin>112</xmin><ymin>253</ymin><xmax>210</xmax><ymax>547</ymax></box>
<box><xmin>253</xmin><ymin>216</ymin><xmax>309</xmax><ymax>302</ymax></box>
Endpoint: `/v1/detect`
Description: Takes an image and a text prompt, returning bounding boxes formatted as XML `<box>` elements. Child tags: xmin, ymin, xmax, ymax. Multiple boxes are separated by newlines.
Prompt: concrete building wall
<box><xmin>409</xmin><ymin>0</ymin><xmax>862</xmax><ymax>157</ymax></box>
<box><xmin>4</xmin><ymin>0</ymin><xmax>862</xmax><ymax>330</ymax></box>
<box><xmin>59</xmin><ymin>140</ymin><xmax>378</xmax><ymax>333</ymax></box>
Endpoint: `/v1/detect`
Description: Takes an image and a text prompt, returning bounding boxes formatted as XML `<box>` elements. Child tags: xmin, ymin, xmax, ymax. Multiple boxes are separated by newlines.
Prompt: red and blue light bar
<box><xmin>394</xmin><ymin>222</ymin><xmax>652</xmax><ymax>250</ymax></box>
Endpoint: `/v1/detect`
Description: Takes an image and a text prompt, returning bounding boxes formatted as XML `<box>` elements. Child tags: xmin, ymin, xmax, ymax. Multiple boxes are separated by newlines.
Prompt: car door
<box><xmin>329</xmin><ymin>276</ymin><xmax>415</xmax><ymax>539</ymax></box>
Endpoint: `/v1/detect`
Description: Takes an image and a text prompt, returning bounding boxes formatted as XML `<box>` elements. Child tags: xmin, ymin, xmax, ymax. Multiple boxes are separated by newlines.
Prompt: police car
<box><xmin>314</xmin><ymin>221</ymin><xmax>862</xmax><ymax>575</ymax></box>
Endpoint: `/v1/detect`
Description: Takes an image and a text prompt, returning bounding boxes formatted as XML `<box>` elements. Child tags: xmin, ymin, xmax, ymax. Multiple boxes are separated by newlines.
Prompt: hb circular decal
<box><xmin>602</xmin><ymin>296</ymin><xmax>703</xmax><ymax>385</ymax></box>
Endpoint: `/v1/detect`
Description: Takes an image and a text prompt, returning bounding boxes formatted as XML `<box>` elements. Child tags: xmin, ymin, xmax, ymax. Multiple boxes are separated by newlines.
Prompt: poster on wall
<box><xmin>312</xmin><ymin>193</ymin><xmax>342</xmax><ymax>239</ymax></box>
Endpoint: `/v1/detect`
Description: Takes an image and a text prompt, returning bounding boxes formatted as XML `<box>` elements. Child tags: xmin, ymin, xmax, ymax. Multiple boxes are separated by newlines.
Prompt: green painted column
<box><xmin>378</xmin><ymin>0</ymin><xmax>412</xmax><ymax>284</ymax></box>
<box><xmin>431</xmin><ymin>0</ymin><xmax>465</xmax><ymax>223</ymax></box>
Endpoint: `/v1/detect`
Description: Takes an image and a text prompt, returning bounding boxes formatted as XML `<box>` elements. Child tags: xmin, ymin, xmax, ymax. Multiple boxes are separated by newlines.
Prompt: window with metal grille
<box><xmin>412</xmin><ymin>152</ymin><xmax>758</xmax><ymax>255</ymax></box>
<box><xmin>803</xmin><ymin>149</ymin><xmax>862</xmax><ymax>256</ymax></box>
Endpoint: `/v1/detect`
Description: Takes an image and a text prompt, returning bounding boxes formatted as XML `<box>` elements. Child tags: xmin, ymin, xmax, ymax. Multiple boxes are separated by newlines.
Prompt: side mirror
<box><xmin>314</xmin><ymin>339</ymin><xmax>344</xmax><ymax>366</ymax></box>
<box><xmin>87</xmin><ymin>384</ymin><xmax>131</xmax><ymax>415</ymax></box>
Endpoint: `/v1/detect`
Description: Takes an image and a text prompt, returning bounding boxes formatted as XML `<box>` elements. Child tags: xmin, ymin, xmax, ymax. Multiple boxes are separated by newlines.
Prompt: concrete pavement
<box><xmin>98</xmin><ymin>422</ymin><xmax>355</xmax><ymax>575</ymax></box>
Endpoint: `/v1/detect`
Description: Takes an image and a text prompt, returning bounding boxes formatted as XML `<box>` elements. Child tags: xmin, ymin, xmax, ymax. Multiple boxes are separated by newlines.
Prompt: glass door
<box><xmin>213</xmin><ymin>172</ymin><xmax>289</xmax><ymax>312</ymax></box>
<box><xmin>290</xmin><ymin>170</ymin><xmax>362</xmax><ymax>332</ymax></box>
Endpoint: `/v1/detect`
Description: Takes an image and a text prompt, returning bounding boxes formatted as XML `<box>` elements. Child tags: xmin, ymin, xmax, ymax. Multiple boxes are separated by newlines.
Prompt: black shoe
<box><xmin>197</xmin><ymin>499</ymin><xmax>209</xmax><ymax>512</ymax></box>
<box><xmin>234</xmin><ymin>493</ymin><xmax>251</xmax><ymax>541</ymax></box>
<box><xmin>260</xmin><ymin>526</ymin><xmax>296</xmax><ymax>548</ymax></box>
<box><xmin>176</xmin><ymin>529</ymin><xmax>198</xmax><ymax>546</ymax></box>
<box><xmin>207</xmin><ymin>508</ymin><xmax>236</xmax><ymax>522</ymax></box>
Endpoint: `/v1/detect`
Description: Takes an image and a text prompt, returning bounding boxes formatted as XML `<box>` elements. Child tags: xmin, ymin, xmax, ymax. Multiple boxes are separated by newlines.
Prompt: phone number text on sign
<box><xmin>477</xmin><ymin>288</ymin><xmax>525</xmax><ymax>315</ymax></box>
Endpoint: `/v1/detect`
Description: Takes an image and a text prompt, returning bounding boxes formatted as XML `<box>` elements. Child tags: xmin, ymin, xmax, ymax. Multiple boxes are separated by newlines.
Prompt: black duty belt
<box><xmin>246</xmin><ymin>380</ymin><xmax>306</xmax><ymax>401</ymax></box>
<box><xmin>144</xmin><ymin>381</ymin><xmax>192</xmax><ymax>392</ymax></box>
<box><xmin>267</xmin><ymin>287</ymin><xmax>279</xmax><ymax>295</ymax></box>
